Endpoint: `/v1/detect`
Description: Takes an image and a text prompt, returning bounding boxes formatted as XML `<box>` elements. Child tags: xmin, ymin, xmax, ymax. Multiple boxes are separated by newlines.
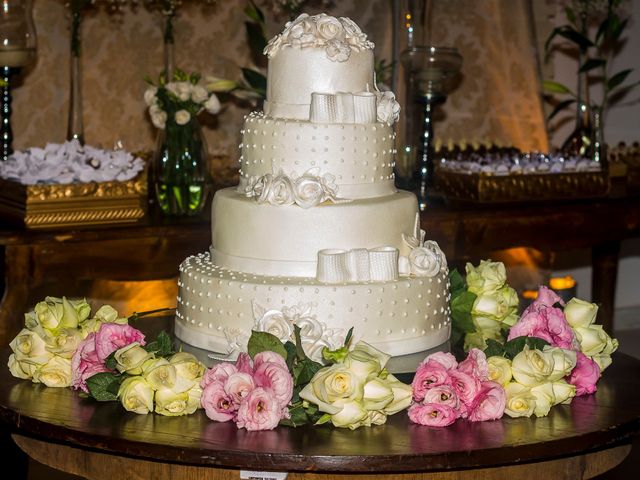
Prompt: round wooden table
<box><xmin>1</xmin><ymin>330</ymin><xmax>639</xmax><ymax>479</ymax></box>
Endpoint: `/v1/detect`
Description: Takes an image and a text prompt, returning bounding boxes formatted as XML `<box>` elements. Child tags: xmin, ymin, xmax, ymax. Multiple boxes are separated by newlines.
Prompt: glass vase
<box><xmin>67</xmin><ymin>11</ymin><xmax>84</xmax><ymax>144</ymax></box>
<box><xmin>152</xmin><ymin>117</ymin><xmax>210</xmax><ymax>216</ymax></box>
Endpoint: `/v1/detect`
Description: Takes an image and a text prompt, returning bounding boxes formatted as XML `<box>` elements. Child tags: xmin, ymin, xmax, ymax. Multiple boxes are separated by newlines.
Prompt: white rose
<box><xmin>601</xmin><ymin>333</ymin><xmax>619</xmax><ymax>356</ymax></box>
<box><xmin>44</xmin><ymin>328</ymin><xmax>84</xmax><ymax>359</ymax></box>
<box><xmin>375</xmin><ymin>91</ymin><xmax>400</xmax><ymax>126</ymax></box>
<box><xmin>10</xmin><ymin>328</ymin><xmax>49</xmax><ymax>361</ymax></box>
<box><xmin>471</xmin><ymin>285</ymin><xmax>519</xmax><ymax>321</ymax></box>
<box><xmin>511</xmin><ymin>347</ymin><xmax>555</xmax><ymax>387</ymax></box>
<box><xmin>114</xmin><ymin>342</ymin><xmax>154</xmax><ymax>375</ymax></box>
<box><xmin>34</xmin><ymin>298</ymin><xmax>64</xmax><ymax>331</ymax></box>
<box><xmin>592</xmin><ymin>354</ymin><xmax>613</xmax><ymax>372</ymax></box>
<box><xmin>529</xmin><ymin>382</ymin><xmax>556</xmax><ymax>417</ymax></box>
<box><xmin>330</xmin><ymin>400</ymin><xmax>369</xmax><ymax>429</ymax></box>
<box><xmin>382</xmin><ymin>374</ymin><xmax>413</xmax><ymax>415</ymax></box>
<box><xmin>165</xmin><ymin>82</ymin><xmax>180</xmax><ymax>99</ymax></box>
<box><xmin>362</xmin><ymin>378</ymin><xmax>393</xmax><ymax>411</ymax></box>
<box><xmin>408</xmin><ymin>246</ymin><xmax>440</xmax><ymax>277</ymax></box>
<box><xmin>174</xmin><ymin>109</ymin><xmax>191</xmax><ymax>126</ymax></box>
<box><xmin>150</xmin><ymin>104</ymin><xmax>167</xmax><ymax>129</ymax></box>
<box><xmin>294</xmin><ymin>176</ymin><xmax>325</xmax><ymax>208</ymax></box>
<box><xmin>33</xmin><ymin>356</ymin><xmax>72</xmax><ymax>388</ymax></box>
<box><xmin>144</xmin><ymin>86</ymin><xmax>158</xmax><ymax>106</ymax></box>
<box><xmin>155</xmin><ymin>387</ymin><xmax>196</xmax><ymax>416</ymax></box>
<box><xmin>169</xmin><ymin>352</ymin><xmax>205</xmax><ymax>393</ymax></box>
<box><xmin>118</xmin><ymin>376</ymin><xmax>154</xmax><ymax>415</ymax></box>
<box><xmin>175</xmin><ymin>81</ymin><xmax>192</xmax><ymax>101</ymax></box>
<box><xmin>325</xmin><ymin>39</ymin><xmax>351</xmax><ymax>62</ymax></box>
<box><xmin>504</xmin><ymin>382</ymin><xmax>536</xmax><ymax>418</ymax></box>
<box><xmin>543</xmin><ymin>346</ymin><xmax>577</xmax><ymax>381</ymax></box>
<box><xmin>574</xmin><ymin>325</ymin><xmax>609</xmax><ymax>357</ymax></box>
<box><xmin>8</xmin><ymin>354</ymin><xmax>39</xmax><ymax>380</ymax></box>
<box><xmin>315</xmin><ymin>14</ymin><xmax>344</xmax><ymax>41</ymax></box>
<box><xmin>204</xmin><ymin>93</ymin><xmax>221</xmax><ymax>115</ymax></box>
<box><xmin>255</xmin><ymin>309</ymin><xmax>293</xmax><ymax>342</ymax></box>
<box><xmin>142</xmin><ymin>357</ymin><xmax>177</xmax><ymax>391</ymax></box>
<box><xmin>191</xmin><ymin>85</ymin><xmax>209</xmax><ymax>104</ymax></box>
<box><xmin>465</xmin><ymin>260</ymin><xmax>507</xmax><ymax>294</ymax></box>
<box><xmin>564</xmin><ymin>298</ymin><xmax>598</xmax><ymax>328</ymax></box>
<box><xmin>487</xmin><ymin>356</ymin><xmax>512</xmax><ymax>386</ymax></box>
<box><xmin>551</xmin><ymin>379</ymin><xmax>576</xmax><ymax>405</ymax></box>
<box><xmin>263</xmin><ymin>33</ymin><xmax>283</xmax><ymax>57</ymax></box>
<box><xmin>266</xmin><ymin>175</ymin><xmax>295</xmax><ymax>206</ymax></box>
<box><xmin>464</xmin><ymin>332</ymin><xmax>488</xmax><ymax>351</ymax></box>
<box><xmin>472</xmin><ymin>316</ymin><xmax>503</xmax><ymax>340</ymax></box>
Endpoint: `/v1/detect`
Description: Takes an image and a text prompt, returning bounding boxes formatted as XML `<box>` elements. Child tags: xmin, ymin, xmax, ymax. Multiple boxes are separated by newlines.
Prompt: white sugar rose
<box><xmin>376</xmin><ymin>91</ymin><xmax>400</xmax><ymax>126</ymax></box>
<box><xmin>263</xmin><ymin>33</ymin><xmax>283</xmax><ymax>57</ymax></box>
<box><xmin>255</xmin><ymin>309</ymin><xmax>293</xmax><ymax>342</ymax></box>
<box><xmin>543</xmin><ymin>346</ymin><xmax>577</xmax><ymax>381</ymax></box>
<box><xmin>294</xmin><ymin>176</ymin><xmax>325</xmax><ymax>208</ymax></box>
<box><xmin>465</xmin><ymin>260</ymin><xmax>507</xmax><ymax>295</ymax></box>
<box><xmin>340</xmin><ymin>17</ymin><xmax>371</xmax><ymax>49</ymax></box>
<box><xmin>118</xmin><ymin>376</ymin><xmax>154</xmax><ymax>415</ymax></box>
<box><xmin>144</xmin><ymin>86</ymin><xmax>158</xmax><ymax>106</ymax></box>
<box><xmin>326</xmin><ymin>39</ymin><xmax>351</xmax><ymax>62</ymax></box>
<box><xmin>34</xmin><ymin>356</ymin><xmax>72</xmax><ymax>388</ymax></box>
<box><xmin>266</xmin><ymin>175</ymin><xmax>295</xmax><ymax>206</ymax></box>
<box><xmin>253</xmin><ymin>174</ymin><xmax>273</xmax><ymax>201</ymax></box>
<box><xmin>204</xmin><ymin>93</ymin><xmax>221</xmax><ymax>115</ymax></box>
<box><xmin>316</xmin><ymin>14</ymin><xmax>344</xmax><ymax>41</ymax></box>
<box><xmin>504</xmin><ymin>382</ymin><xmax>536</xmax><ymax>418</ymax></box>
<box><xmin>114</xmin><ymin>342</ymin><xmax>154</xmax><ymax>375</ymax></box>
<box><xmin>175</xmin><ymin>109</ymin><xmax>191</xmax><ymax>126</ymax></box>
<box><xmin>191</xmin><ymin>85</ymin><xmax>209</xmax><ymax>104</ymax></box>
<box><xmin>511</xmin><ymin>347</ymin><xmax>554</xmax><ymax>387</ymax></box>
<box><xmin>408</xmin><ymin>246</ymin><xmax>440</xmax><ymax>277</ymax></box>
<box><xmin>564</xmin><ymin>298</ymin><xmax>598</xmax><ymax>328</ymax></box>
<box><xmin>487</xmin><ymin>356</ymin><xmax>513</xmax><ymax>386</ymax></box>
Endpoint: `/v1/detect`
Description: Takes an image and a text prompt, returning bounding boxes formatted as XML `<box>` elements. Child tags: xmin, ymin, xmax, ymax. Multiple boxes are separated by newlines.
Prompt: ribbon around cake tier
<box><xmin>316</xmin><ymin>246</ymin><xmax>399</xmax><ymax>283</ymax></box>
<box><xmin>310</xmin><ymin>91</ymin><xmax>377</xmax><ymax>124</ymax></box>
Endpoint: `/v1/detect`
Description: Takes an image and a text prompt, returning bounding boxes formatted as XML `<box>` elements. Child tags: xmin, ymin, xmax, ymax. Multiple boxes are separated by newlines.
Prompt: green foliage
<box><xmin>86</xmin><ymin>372</ymin><xmax>122</xmax><ymax>402</ymax></box>
<box><xmin>143</xmin><ymin>331</ymin><xmax>174</xmax><ymax>357</ymax></box>
<box><xmin>247</xmin><ymin>330</ymin><xmax>288</xmax><ymax>360</ymax></box>
<box><xmin>483</xmin><ymin>336</ymin><xmax>550</xmax><ymax>360</ymax></box>
<box><xmin>104</xmin><ymin>351</ymin><xmax>118</xmax><ymax>371</ymax></box>
<box><xmin>448</xmin><ymin>269</ymin><xmax>477</xmax><ymax>355</ymax></box>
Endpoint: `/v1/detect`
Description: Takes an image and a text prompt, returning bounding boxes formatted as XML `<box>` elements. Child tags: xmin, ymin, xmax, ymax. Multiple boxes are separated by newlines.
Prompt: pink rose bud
<box><xmin>412</xmin><ymin>362</ymin><xmax>450</xmax><ymax>402</ymax></box>
<box><xmin>408</xmin><ymin>403</ymin><xmax>458</xmax><ymax>427</ymax></box>
<box><xmin>448</xmin><ymin>370</ymin><xmax>481</xmax><ymax>406</ymax></box>
<box><xmin>235</xmin><ymin>352</ymin><xmax>254</xmax><ymax>375</ymax></box>
<box><xmin>253</xmin><ymin>362</ymin><xmax>294</xmax><ymax>409</ymax></box>
<box><xmin>201</xmin><ymin>381</ymin><xmax>237</xmax><ymax>422</ymax></box>
<box><xmin>545</xmin><ymin>307</ymin><xmax>577</xmax><ymax>350</ymax></box>
<box><xmin>236</xmin><ymin>387</ymin><xmax>283</xmax><ymax>431</ymax></box>
<box><xmin>253</xmin><ymin>351</ymin><xmax>288</xmax><ymax>371</ymax></box>
<box><xmin>568</xmin><ymin>352</ymin><xmax>601</xmax><ymax>396</ymax></box>
<box><xmin>536</xmin><ymin>285</ymin><xmax>565</xmax><ymax>307</ymax></box>
<box><xmin>458</xmin><ymin>349</ymin><xmax>489</xmax><ymax>381</ymax></box>
<box><xmin>421</xmin><ymin>351</ymin><xmax>458</xmax><ymax>370</ymax></box>
<box><xmin>71</xmin><ymin>333</ymin><xmax>109</xmax><ymax>393</ymax></box>
<box><xmin>224</xmin><ymin>372</ymin><xmax>256</xmax><ymax>406</ymax></box>
<box><xmin>201</xmin><ymin>362</ymin><xmax>238</xmax><ymax>389</ymax></box>
<box><xmin>94</xmin><ymin>323</ymin><xmax>145</xmax><ymax>363</ymax></box>
<box><xmin>422</xmin><ymin>385</ymin><xmax>460</xmax><ymax>410</ymax></box>
<box><xmin>467</xmin><ymin>381</ymin><xmax>506</xmax><ymax>422</ymax></box>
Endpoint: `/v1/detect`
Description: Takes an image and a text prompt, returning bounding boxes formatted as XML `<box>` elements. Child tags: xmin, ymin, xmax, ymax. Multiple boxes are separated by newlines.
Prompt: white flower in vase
<box><xmin>175</xmin><ymin>109</ymin><xmax>191</xmax><ymax>126</ymax></box>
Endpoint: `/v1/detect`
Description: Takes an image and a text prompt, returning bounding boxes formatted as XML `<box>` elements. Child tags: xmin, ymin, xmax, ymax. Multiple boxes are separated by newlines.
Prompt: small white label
<box><xmin>240</xmin><ymin>471</ymin><xmax>288</xmax><ymax>480</ymax></box>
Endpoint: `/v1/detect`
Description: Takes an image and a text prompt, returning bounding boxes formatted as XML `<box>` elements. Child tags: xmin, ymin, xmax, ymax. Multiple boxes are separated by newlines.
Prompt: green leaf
<box><xmin>322</xmin><ymin>346</ymin><xmax>349</xmax><ymax>364</ymax></box>
<box><xmin>483</xmin><ymin>339</ymin><xmax>505</xmax><ymax>358</ymax></box>
<box><xmin>241</xmin><ymin>68</ymin><xmax>267</xmax><ymax>94</ymax></box>
<box><xmin>144</xmin><ymin>331</ymin><xmax>174</xmax><ymax>357</ymax></box>
<box><xmin>449</xmin><ymin>269</ymin><xmax>466</xmax><ymax>298</ymax></box>
<box><xmin>611</xmin><ymin>17</ymin><xmax>629</xmax><ymax>41</ymax></box>
<box><xmin>557</xmin><ymin>27</ymin><xmax>594</xmax><ymax>50</ymax></box>
<box><xmin>608</xmin><ymin>69</ymin><xmax>633</xmax><ymax>91</ymax></box>
<box><xmin>245</xmin><ymin>21</ymin><xmax>268</xmax><ymax>57</ymax></box>
<box><xmin>104</xmin><ymin>351</ymin><xmax>118</xmax><ymax>371</ymax></box>
<box><xmin>579</xmin><ymin>58</ymin><xmax>606</xmax><ymax>73</ymax></box>
<box><xmin>315</xmin><ymin>413</ymin><xmax>332</xmax><ymax>425</ymax></box>
<box><xmin>86</xmin><ymin>372</ymin><xmax>122</xmax><ymax>402</ymax></box>
<box><xmin>284</xmin><ymin>341</ymin><xmax>297</xmax><ymax>371</ymax></box>
<box><xmin>293</xmin><ymin>324</ymin><xmax>307</xmax><ymax>361</ymax></box>
<box><xmin>247</xmin><ymin>330</ymin><xmax>288</xmax><ymax>360</ymax></box>
<box><xmin>243</xmin><ymin>0</ymin><xmax>265</xmax><ymax>24</ymax></box>
<box><xmin>280</xmin><ymin>403</ymin><xmax>311</xmax><ymax>427</ymax></box>
<box><xmin>450</xmin><ymin>291</ymin><xmax>477</xmax><ymax>334</ymax></box>
<box><xmin>343</xmin><ymin>327</ymin><xmax>354</xmax><ymax>348</ymax></box>
<box><xmin>293</xmin><ymin>358</ymin><xmax>323</xmax><ymax>386</ymax></box>
<box><xmin>548</xmin><ymin>99</ymin><xmax>576</xmax><ymax>121</ymax></box>
<box><xmin>543</xmin><ymin>80</ymin><xmax>575</xmax><ymax>96</ymax></box>
<box><xmin>503</xmin><ymin>336</ymin><xmax>550</xmax><ymax>360</ymax></box>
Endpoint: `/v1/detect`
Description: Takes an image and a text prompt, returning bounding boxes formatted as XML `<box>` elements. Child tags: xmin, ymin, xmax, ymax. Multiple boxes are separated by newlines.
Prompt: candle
<box><xmin>549</xmin><ymin>275</ymin><xmax>577</xmax><ymax>303</ymax></box>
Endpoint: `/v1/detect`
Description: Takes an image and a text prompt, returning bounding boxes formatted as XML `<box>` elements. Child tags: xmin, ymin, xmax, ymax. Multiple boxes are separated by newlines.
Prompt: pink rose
<box><xmin>201</xmin><ymin>362</ymin><xmax>238</xmax><ymax>388</ymax></box>
<box><xmin>94</xmin><ymin>323</ymin><xmax>145</xmax><ymax>363</ymax></box>
<box><xmin>408</xmin><ymin>403</ymin><xmax>458</xmax><ymax>427</ymax></box>
<box><xmin>235</xmin><ymin>352</ymin><xmax>254</xmax><ymax>375</ymax></box>
<box><xmin>71</xmin><ymin>333</ymin><xmax>109</xmax><ymax>393</ymax></box>
<box><xmin>422</xmin><ymin>385</ymin><xmax>460</xmax><ymax>410</ymax></box>
<box><xmin>235</xmin><ymin>387</ymin><xmax>282</xmax><ymax>431</ymax></box>
<box><xmin>467</xmin><ymin>381</ymin><xmax>506</xmax><ymax>422</ymax></box>
<box><xmin>448</xmin><ymin>370</ymin><xmax>481</xmax><ymax>407</ymax></box>
<box><xmin>535</xmin><ymin>285</ymin><xmax>565</xmax><ymax>308</ymax></box>
<box><xmin>508</xmin><ymin>305</ymin><xmax>575</xmax><ymax>350</ymax></box>
<box><xmin>253</xmin><ymin>362</ymin><xmax>293</xmax><ymax>409</ymax></box>
<box><xmin>412</xmin><ymin>362</ymin><xmax>450</xmax><ymax>402</ymax></box>
<box><xmin>253</xmin><ymin>351</ymin><xmax>288</xmax><ymax>371</ymax></box>
<box><xmin>421</xmin><ymin>351</ymin><xmax>458</xmax><ymax>370</ymax></box>
<box><xmin>545</xmin><ymin>307</ymin><xmax>577</xmax><ymax>350</ymax></box>
<box><xmin>224</xmin><ymin>372</ymin><xmax>255</xmax><ymax>406</ymax></box>
<box><xmin>568</xmin><ymin>352</ymin><xmax>601</xmax><ymax>396</ymax></box>
<box><xmin>201</xmin><ymin>381</ymin><xmax>237</xmax><ymax>422</ymax></box>
<box><xmin>458</xmin><ymin>349</ymin><xmax>489</xmax><ymax>381</ymax></box>
<box><xmin>508</xmin><ymin>307</ymin><xmax>549</xmax><ymax>341</ymax></box>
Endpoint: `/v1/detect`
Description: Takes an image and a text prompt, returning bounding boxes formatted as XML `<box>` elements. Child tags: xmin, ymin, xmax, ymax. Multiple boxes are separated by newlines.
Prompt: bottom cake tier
<box><xmin>175</xmin><ymin>252</ymin><xmax>451</xmax><ymax>359</ymax></box>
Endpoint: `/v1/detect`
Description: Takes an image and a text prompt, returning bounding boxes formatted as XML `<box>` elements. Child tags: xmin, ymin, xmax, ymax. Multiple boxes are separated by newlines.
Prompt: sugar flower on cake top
<box><xmin>264</xmin><ymin>13</ymin><xmax>374</xmax><ymax>62</ymax></box>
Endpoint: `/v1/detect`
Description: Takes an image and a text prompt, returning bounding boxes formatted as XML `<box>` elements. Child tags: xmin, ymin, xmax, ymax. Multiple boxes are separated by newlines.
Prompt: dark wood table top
<box><xmin>1</xmin><ymin>318</ymin><xmax>639</xmax><ymax>474</ymax></box>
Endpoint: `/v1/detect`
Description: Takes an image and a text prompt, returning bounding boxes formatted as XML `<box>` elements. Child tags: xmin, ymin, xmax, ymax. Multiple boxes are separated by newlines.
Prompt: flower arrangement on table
<box><xmin>7</xmin><ymin>259</ymin><xmax>618</xmax><ymax>430</ymax></box>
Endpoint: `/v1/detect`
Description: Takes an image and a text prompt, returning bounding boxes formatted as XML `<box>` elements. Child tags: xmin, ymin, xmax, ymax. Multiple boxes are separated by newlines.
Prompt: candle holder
<box><xmin>0</xmin><ymin>0</ymin><xmax>36</xmax><ymax>162</ymax></box>
<box><xmin>549</xmin><ymin>275</ymin><xmax>578</xmax><ymax>304</ymax></box>
<box><xmin>400</xmin><ymin>46</ymin><xmax>462</xmax><ymax>209</ymax></box>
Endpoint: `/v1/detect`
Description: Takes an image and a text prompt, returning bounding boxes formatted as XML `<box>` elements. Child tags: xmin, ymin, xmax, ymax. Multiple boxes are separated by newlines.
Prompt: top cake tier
<box><xmin>262</xmin><ymin>14</ymin><xmax>384</xmax><ymax>122</ymax></box>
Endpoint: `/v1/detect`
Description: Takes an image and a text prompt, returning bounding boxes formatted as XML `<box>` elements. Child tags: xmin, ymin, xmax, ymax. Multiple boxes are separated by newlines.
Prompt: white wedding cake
<box><xmin>175</xmin><ymin>14</ymin><xmax>451</xmax><ymax>363</ymax></box>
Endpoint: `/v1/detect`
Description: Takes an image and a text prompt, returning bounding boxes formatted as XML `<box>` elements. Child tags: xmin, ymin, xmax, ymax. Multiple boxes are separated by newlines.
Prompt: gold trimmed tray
<box><xmin>0</xmin><ymin>170</ymin><xmax>148</xmax><ymax>230</ymax></box>
<box><xmin>435</xmin><ymin>169</ymin><xmax>610</xmax><ymax>203</ymax></box>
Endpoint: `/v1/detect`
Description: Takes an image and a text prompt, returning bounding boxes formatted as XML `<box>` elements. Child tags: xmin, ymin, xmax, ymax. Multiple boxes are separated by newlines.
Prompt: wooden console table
<box><xmin>0</xmin><ymin>316</ymin><xmax>639</xmax><ymax>479</ymax></box>
<box><xmin>1</xmin><ymin>192</ymin><xmax>639</xmax><ymax>345</ymax></box>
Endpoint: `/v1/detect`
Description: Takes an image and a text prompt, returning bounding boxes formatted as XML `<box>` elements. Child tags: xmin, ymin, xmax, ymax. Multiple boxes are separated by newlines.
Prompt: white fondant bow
<box><xmin>310</xmin><ymin>91</ymin><xmax>377</xmax><ymax>124</ymax></box>
<box><xmin>317</xmin><ymin>246</ymin><xmax>399</xmax><ymax>283</ymax></box>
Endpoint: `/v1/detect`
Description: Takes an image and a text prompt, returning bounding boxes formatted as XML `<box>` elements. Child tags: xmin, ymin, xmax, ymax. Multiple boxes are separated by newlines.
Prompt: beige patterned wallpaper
<box><xmin>11</xmin><ymin>0</ymin><xmax>548</xmax><ymax>173</ymax></box>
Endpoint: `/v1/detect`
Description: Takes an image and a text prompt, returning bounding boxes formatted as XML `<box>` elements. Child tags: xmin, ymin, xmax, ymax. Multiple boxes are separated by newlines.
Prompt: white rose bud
<box><xmin>564</xmin><ymin>298</ymin><xmax>598</xmax><ymax>328</ymax></box>
<box><xmin>150</xmin><ymin>104</ymin><xmax>167</xmax><ymax>129</ymax></box>
<box><xmin>504</xmin><ymin>382</ymin><xmax>536</xmax><ymax>418</ymax></box>
<box><xmin>204</xmin><ymin>93</ymin><xmax>221</xmax><ymax>115</ymax></box>
<box><xmin>382</xmin><ymin>374</ymin><xmax>413</xmax><ymax>415</ymax></box>
<box><xmin>551</xmin><ymin>379</ymin><xmax>576</xmax><ymax>405</ymax></box>
<box><xmin>118</xmin><ymin>376</ymin><xmax>154</xmax><ymax>415</ymax></box>
<box><xmin>142</xmin><ymin>357</ymin><xmax>177</xmax><ymax>391</ymax></box>
<box><xmin>592</xmin><ymin>354</ymin><xmax>613</xmax><ymax>372</ymax></box>
<box><xmin>33</xmin><ymin>356</ymin><xmax>72</xmax><ymax>388</ymax></box>
<box><xmin>191</xmin><ymin>85</ymin><xmax>209</xmax><ymax>104</ymax></box>
<box><xmin>472</xmin><ymin>286</ymin><xmax>519</xmax><ymax>322</ymax></box>
<box><xmin>530</xmin><ymin>382</ymin><xmax>556</xmax><ymax>417</ymax></box>
<box><xmin>144</xmin><ymin>86</ymin><xmax>158</xmax><ymax>106</ymax></box>
<box><xmin>511</xmin><ymin>347</ymin><xmax>555</xmax><ymax>387</ymax></box>
<box><xmin>34</xmin><ymin>298</ymin><xmax>64</xmax><ymax>331</ymax></box>
<box><xmin>465</xmin><ymin>260</ymin><xmax>507</xmax><ymax>294</ymax></box>
<box><xmin>7</xmin><ymin>354</ymin><xmax>39</xmax><ymax>380</ymax></box>
<box><xmin>169</xmin><ymin>352</ymin><xmax>205</xmax><ymax>393</ymax></box>
<box><xmin>114</xmin><ymin>342</ymin><xmax>154</xmax><ymax>375</ymax></box>
<box><xmin>174</xmin><ymin>109</ymin><xmax>191</xmax><ymax>126</ymax></box>
<box><xmin>44</xmin><ymin>328</ymin><xmax>84</xmax><ymax>359</ymax></box>
<box><xmin>472</xmin><ymin>316</ymin><xmax>503</xmax><ymax>340</ymax></box>
<box><xmin>329</xmin><ymin>400</ymin><xmax>369</xmax><ymax>429</ymax></box>
<box><xmin>574</xmin><ymin>325</ymin><xmax>609</xmax><ymax>357</ymax></box>
<box><xmin>487</xmin><ymin>356</ymin><xmax>513</xmax><ymax>386</ymax></box>
<box><xmin>176</xmin><ymin>81</ymin><xmax>192</xmax><ymax>101</ymax></box>
<box><xmin>543</xmin><ymin>346</ymin><xmax>577</xmax><ymax>382</ymax></box>
<box><xmin>10</xmin><ymin>328</ymin><xmax>50</xmax><ymax>361</ymax></box>
<box><xmin>362</xmin><ymin>378</ymin><xmax>394</xmax><ymax>411</ymax></box>
<box><xmin>155</xmin><ymin>387</ymin><xmax>191</xmax><ymax>416</ymax></box>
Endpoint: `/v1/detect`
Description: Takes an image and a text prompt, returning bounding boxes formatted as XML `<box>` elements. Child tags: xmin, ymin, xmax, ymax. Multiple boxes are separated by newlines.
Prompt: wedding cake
<box><xmin>175</xmin><ymin>14</ymin><xmax>451</xmax><ymax>363</ymax></box>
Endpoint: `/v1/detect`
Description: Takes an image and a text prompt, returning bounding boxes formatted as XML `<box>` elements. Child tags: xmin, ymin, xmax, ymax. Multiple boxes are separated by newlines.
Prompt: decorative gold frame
<box><xmin>0</xmin><ymin>170</ymin><xmax>148</xmax><ymax>229</ymax></box>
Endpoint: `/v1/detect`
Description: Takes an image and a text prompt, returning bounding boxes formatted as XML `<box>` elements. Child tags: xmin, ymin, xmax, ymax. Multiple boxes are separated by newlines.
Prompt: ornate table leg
<box><xmin>592</xmin><ymin>241</ymin><xmax>621</xmax><ymax>335</ymax></box>
<box><xmin>0</xmin><ymin>245</ymin><xmax>31</xmax><ymax>345</ymax></box>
